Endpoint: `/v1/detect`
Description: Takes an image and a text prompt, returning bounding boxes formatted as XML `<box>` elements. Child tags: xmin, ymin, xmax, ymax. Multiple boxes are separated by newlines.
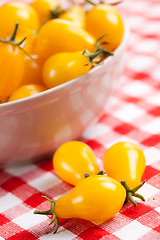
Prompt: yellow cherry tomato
<box><xmin>35</xmin><ymin>19</ymin><xmax>96</xmax><ymax>61</ymax></box>
<box><xmin>20</xmin><ymin>56</ymin><xmax>43</xmax><ymax>86</ymax></box>
<box><xmin>0</xmin><ymin>43</ymin><xmax>25</xmax><ymax>100</ymax></box>
<box><xmin>86</xmin><ymin>4</ymin><xmax>123</xmax><ymax>51</ymax></box>
<box><xmin>54</xmin><ymin>176</ymin><xmax>126</xmax><ymax>223</ymax></box>
<box><xmin>103</xmin><ymin>142</ymin><xmax>146</xmax><ymax>189</ymax></box>
<box><xmin>43</xmin><ymin>51</ymin><xmax>92</xmax><ymax>88</ymax></box>
<box><xmin>0</xmin><ymin>1</ymin><xmax>39</xmax><ymax>39</ymax></box>
<box><xmin>34</xmin><ymin>175</ymin><xmax>126</xmax><ymax>233</ymax></box>
<box><xmin>53</xmin><ymin>141</ymin><xmax>100</xmax><ymax>186</ymax></box>
<box><xmin>30</xmin><ymin>0</ymin><xmax>58</xmax><ymax>25</ymax></box>
<box><xmin>8</xmin><ymin>84</ymin><xmax>46</xmax><ymax>102</ymax></box>
<box><xmin>59</xmin><ymin>5</ymin><xmax>86</xmax><ymax>29</ymax></box>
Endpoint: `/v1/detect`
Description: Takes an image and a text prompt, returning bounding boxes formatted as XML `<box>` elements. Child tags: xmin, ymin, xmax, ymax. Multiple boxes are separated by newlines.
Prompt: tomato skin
<box><xmin>54</xmin><ymin>175</ymin><xmax>126</xmax><ymax>223</ymax></box>
<box><xmin>43</xmin><ymin>51</ymin><xmax>92</xmax><ymax>88</ymax></box>
<box><xmin>8</xmin><ymin>84</ymin><xmax>46</xmax><ymax>102</ymax></box>
<box><xmin>30</xmin><ymin>0</ymin><xmax>58</xmax><ymax>24</ymax></box>
<box><xmin>53</xmin><ymin>141</ymin><xmax>100</xmax><ymax>186</ymax></box>
<box><xmin>20</xmin><ymin>56</ymin><xmax>43</xmax><ymax>86</ymax></box>
<box><xmin>0</xmin><ymin>2</ymin><xmax>39</xmax><ymax>39</ymax></box>
<box><xmin>0</xmin><ymin>44</ymin><xmax>25</xmax><ymax>100</ymax></box>
<box><xmin>86</xmin><ymin>4</ymin><xmax>123</xmax><ymax>51</ymax></box>
<box><xmin>35</xmin><ymin>19</ymin><xmax>96</xmax><ymax>61</ymax></box>
<box><xmin>103</xmin><ymin>142</ymin><xmax>146</xmax><ymax>189</ymax></box>
<box><xmin>59</xmin><ymin>5</ymin><xmax>86</xmax><ymax>29</ymax></box>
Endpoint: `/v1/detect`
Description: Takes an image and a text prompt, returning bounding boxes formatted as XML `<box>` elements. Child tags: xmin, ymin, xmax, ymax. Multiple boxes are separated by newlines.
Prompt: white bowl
<box><xmin>0</xmin><ymin>25</ymin><xmax>129</xmax><ymax>165</ymax></box>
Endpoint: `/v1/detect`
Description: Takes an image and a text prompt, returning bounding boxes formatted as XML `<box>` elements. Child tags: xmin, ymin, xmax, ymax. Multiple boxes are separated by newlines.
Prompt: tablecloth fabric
<box><xmin>0</xmin><ymin>0</ymin><xmax>160</xmax><ymax>239</ymax></box>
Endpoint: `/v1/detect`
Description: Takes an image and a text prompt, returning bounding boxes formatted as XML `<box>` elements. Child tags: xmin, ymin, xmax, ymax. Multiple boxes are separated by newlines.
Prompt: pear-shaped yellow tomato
<box><xmin>103</xmin><ymin>142</ymin><xmax>146</xmax><ymax>189</ymax></box>
<box><xmin>53</xmin><ymin>141</ymin><xmax>100</xmax><ymax>186</ymax></box>
<box><xmin>86</xmin><ymin>4</ymin><xmax>123</xmax><ymax>51</ymax></box>
<box><xmin>34</xmin><ymin>175</ymin><xmax>126</xmax><ymax>232</ymax></box>
<box><xmin>35</xmin><ymin>19</ymin><xmax>96</xmax><ymax>61</ymax></box>
<box><xmin>59</xmin><ymin>5</ymin><xmax>86</xmax><ymax>29</ymax></box>
<box><xmin>0</xmin><ymin>2</ymin><xmax>39</xmax><ymax>39</ymax></box>
<box><xmin>8</xmin><ymin>84</ymin><xmax>46</xmax><ymax>102</ymax></box>
<box><xmin>30</xmin><ymin>0</ymin><xmax>58</xmax><ymax>25</ymax></box>
<box><xmin>0</xmin><ymin>43</ymin><xmax>25</xmax><ymax>101</ymax></box>
<box><xmin>42</xmin><ymin>51</ymin><xmax>92</xmax><ymax>88</ymax></box>
<box><xmin>54</xmin><ymin>176</ymin><xmax>126</xmax><ymax>223</ymax></box>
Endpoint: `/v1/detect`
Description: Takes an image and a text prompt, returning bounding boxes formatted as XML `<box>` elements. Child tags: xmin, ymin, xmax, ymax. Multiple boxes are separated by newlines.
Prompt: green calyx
<box><xmin>83</xmin><ymin>34</ymin><xmax>113</xmax><ymax>66</ymax></box>
<box><xmin>84</xmin><ymin>170</ymin><xmax>106</xmax><ymax>178</ymax></box>
<box><xmin>50</xmin><ymin>6</ymin><xmax>64</xmax><ymax>19</ymax></box>
<box><xmin>121</xmin><ymin>180</ymin><xmax>146</xmax><ymax>207</ymax></box>
<box><xmin>86</xmin><ymin>0</ymin><xmax>123</xmax><ymax>6</ymax></box>
<box><xmin>33</xmin><ymin>196</ymin><xmax>59</xmax><ymax>234</ymax></box>
<box><xmin>0</xmin><ymin>23</ymin><xmax>33</xmax><ymax>59</ymax></box>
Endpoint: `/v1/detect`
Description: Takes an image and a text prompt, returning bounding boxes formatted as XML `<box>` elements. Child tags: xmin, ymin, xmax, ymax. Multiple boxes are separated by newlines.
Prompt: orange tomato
<box><xmin>0</xmin><ymin>1</ymin><xmax>39</xmax><ymax>39</ymax></box>
<box><xmin>20</xmin><ymin>56</ymin><xmax>43</xmax><ymax>86</ymax></box>
<box><xmin>42</xmin><ymin>51</ymin><xmax>92</xmax><ymax>88</ymax></box>
<box><xmin>86</xmin><ymin>4</ymin><xmax>123</xmax><ymax>51</ymax></box>
<box><xmin>0</xmin><ymin>43</ymin><xmax>25</xmax><ymax>100</ymax></box>
<box><xmin>35</xmin><ymin>19</ymin><xmax>96</xmax><ymax>61</ymax></box>
<box><xmin>59</xmin><ymin>5</ymin><xmax>86</xmax><ymax>29</ymax></box>
<box><xmin>8</xmin><ymin>84</ymin><xmax>46</xmax><ymax>102</ymax></box>
<box><xmin>30</xmin><ymin>0</ymin><xmax>58</xmax><ymax>24</ymax></box>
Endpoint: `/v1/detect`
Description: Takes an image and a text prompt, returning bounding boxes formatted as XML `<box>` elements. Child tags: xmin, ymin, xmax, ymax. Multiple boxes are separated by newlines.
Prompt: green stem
<box><xmin>86</xmin><ymin>0</ymin><xmax>123</xmax><ymax>6</ymax></box>
<box><xmin>0</xmin><ymin>23</ymin><xmax>33</xmax><ymax>59</ymax></box>
<box><xmin>97</xmin><ymin>170</ymin><xmax>106</xmax><ymax>175</ymax></box>
<box><xmin>33</xmin><ymin>196</ymin><xmax>59</xmax><ymax>234</ymax></box>
<box><xmin>86</xmin><ymin>0</ymin><xmax>96</xmax><ymax>6</ymax></box>
<box><xmin>50</xmin><ymin>6</ymin><xmax>64</xmax><ymax>19</ymax></box>
<box><xmin>10</xmin><ymin>23</ymin><xmax>19</xmax><ymax>41</ymax></box>
<box><xmin>83</xmin><ymin>34</ymin><xmax>114</xmax><ymax>66</ymax></box>
<box><xmin>121</xmin><ymin>180</ymin><xmax>145</xmax><ymax>207</ymax></box>
<box><xmin>84</xmin><ymin>173</ymin><xmax>90</xmax><ymax>178</ymax></box>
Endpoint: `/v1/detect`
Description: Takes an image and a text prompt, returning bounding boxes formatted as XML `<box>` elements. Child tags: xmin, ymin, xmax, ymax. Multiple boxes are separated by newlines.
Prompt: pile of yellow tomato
<box><xmin>0</xmin><ymin>0</ymin><xmax>123</xmax><ymax>103</ymax></box>
<box><xmin>34</xmin><ymin>141</ymin><xmax>146</xmax><ymax>233</ymax></box>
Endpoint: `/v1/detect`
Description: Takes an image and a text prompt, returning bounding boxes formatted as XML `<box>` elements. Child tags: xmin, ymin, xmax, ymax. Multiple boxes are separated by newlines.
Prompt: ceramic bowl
<box><xmin>0</xmin><ymin>25</ymin><xmax>128</xmax><ymax>165</ymax></box>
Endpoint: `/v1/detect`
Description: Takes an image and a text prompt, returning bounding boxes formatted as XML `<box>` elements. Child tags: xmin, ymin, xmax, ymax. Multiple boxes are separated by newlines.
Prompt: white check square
<box><xmin>147</xmin><ymin>93</ymin><xmax>160</xmax><ymax>106</ymax></box>
<box><xmin>144</xmin><ymin>147</ymin><xmax>160</xmax><ymax>165</ymax></box>
<box><xmin>137</xmin><ymin>183</ymin><xmax>160</xmax><ymax>200</ymax></box>
<box><xmin>122</xmin><ymin>81</ymin><xmax>151</xmax><ymax>97</ymax></box>
<box><xmin>114</xmin><ymin>220</ymin><xmax>150</xmax><ymax>240</ymax></box>
<box><xmin>83</xmin><ymin>123</ymin><xmax>110</xmax><ymax>139</ymax></box>
<box><xmin>28</xmin><ymin>172</ymin><xmax>61</xmax><ymax>192</ymax></box>
<box><xmin>6</xmin><ymin>164</ymin><xmax>36</xmax><ymax>176</ymax></box>
<box><xmin>141</xmin><ymin>118</ymin><xmax>160</xmax><ymax>134</ymax></box>
<box><xmin>0</xmin><ymin>193</ymin><xmax>22</xmax><ymax>213</ymax></box>
<box><xmin>12</xmin><ymin>210</ymin><xmax>47</xmax><ymax>229</ymax></box>
<box><xmin>113</xmin><ymin>104</ymin><xmax>145</xmax><ymax>122</ymax></box>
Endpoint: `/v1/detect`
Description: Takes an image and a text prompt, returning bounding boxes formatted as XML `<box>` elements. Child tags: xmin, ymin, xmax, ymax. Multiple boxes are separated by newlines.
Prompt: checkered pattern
<box><xmin>0</xmin><ymin>0</ymin><xmax>160</xmax><ymax>239</ymax></box>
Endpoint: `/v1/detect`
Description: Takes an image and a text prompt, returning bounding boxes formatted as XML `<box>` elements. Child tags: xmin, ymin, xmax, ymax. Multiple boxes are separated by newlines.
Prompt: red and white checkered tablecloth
<box><xmin>0</xmin><ymin>0</ymin><xmax>160</xmax><ymax>239</ymax></box>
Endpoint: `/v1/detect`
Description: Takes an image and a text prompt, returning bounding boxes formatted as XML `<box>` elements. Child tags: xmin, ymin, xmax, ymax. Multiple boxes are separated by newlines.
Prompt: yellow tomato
<box><xmin>34</xmin><ymin>175</ymin><xmax>126</xmax><ymax>233</ymax></box>
<box><xmin>30</xmin><ymin>0</ymin><xmax>58</xmax><ymax>24</ymax></box>
<box><xmin>59</xmin><ymin>5</ymin><xmax>86</xmax><ymax>29</ymax></box>
<box><xmin>35</xmin><ymin>19</ymin><xmax>96</xmax><ymax>61</ymax></box>
<box><xmin>0</xmin><ymin>1</ymin><xmax>39</xmax><ymax>39</ymax></box>
<box><xmin>103</xmin><ymin>142</ymin><xmax>146</xmax><ymax>189</ymax></box>
<box><xmin>86</xmin><ymin>4</ymin><xmax>123</xmax><ymax>51</ymax></box>
<box><xmin>53</xmin><ymin>141</ymin><xmax>100</xmax><ymax>185</ymax></box>
<box><xmin>0</xmin><ymin>43</ymin><xmax>25</xmax><ymax>100</ymax></box>
<box><xmin>8</xmin><ymin>84</ymin><xmax>46</xmax><ymax>102</ymax></box>
<box><xmin>43</xmin><ymin>51</ymin><xmax>92</xmax><ymax>88</ymax></box>
<box><xmin>54</xmin><ymin>176</ymin><xmax>126</xmax><ymax>222</ymax></box>
<box><xmin>20</xmin><ymin>56</ymin><xmax>43</xmax><ymax>86</ymax></box>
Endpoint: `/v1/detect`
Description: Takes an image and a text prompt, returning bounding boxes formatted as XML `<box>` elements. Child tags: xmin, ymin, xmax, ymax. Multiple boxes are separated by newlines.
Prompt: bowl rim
<box><xmin>0</xmin><ymin>22</ymin><xmax>129</xmax><ymax>111</ymax></box>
